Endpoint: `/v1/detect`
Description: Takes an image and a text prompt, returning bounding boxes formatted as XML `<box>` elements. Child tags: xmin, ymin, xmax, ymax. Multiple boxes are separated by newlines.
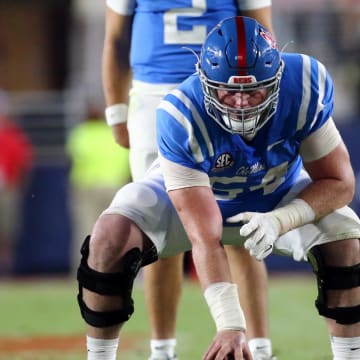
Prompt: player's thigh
<box><xmin>103</xmin><ymin>167</ymin><xmax>190</xmax><ymax>257</ymax></box>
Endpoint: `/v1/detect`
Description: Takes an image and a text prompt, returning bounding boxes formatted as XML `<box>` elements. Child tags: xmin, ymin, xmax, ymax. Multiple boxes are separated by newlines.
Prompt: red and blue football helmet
<box><xmin>197</xmin><ymin>16</ymin><xmax>283</xmax><ymax>139</ymax></box>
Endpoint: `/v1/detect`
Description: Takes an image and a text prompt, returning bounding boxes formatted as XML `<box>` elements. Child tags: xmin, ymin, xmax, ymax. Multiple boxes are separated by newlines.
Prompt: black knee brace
<box><xmin>77</xmin><ymin>235</ymin><xmax>158</xmax><ymax>328</ymax></box>
<box><xmin>308</xmin><ymin>246</ymin><xmax>360</xmax><ymax>325</ymax></box>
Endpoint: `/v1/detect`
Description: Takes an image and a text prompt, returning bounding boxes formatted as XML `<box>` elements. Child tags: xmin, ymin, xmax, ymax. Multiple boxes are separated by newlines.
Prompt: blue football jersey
<box><xmin>157</xmin><ymin>53</ymin><xmax>334</xmax><ymax>219</ymax></box>
<box><xmin>130</xmin><ymin>0</ymin><xmax>239</xmax><ymax>83</ymax></box>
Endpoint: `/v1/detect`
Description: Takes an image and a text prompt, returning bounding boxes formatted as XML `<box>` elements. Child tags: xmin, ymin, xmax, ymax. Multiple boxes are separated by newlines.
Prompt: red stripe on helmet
<box><xmin>235</xmin><ymin>17</ymin><xmax>246</xmax><ymax>76</ymax></box>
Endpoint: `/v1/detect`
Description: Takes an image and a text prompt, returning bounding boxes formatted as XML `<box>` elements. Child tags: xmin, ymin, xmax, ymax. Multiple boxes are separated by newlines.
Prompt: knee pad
<box><xmin>77</xmin><ymin>235</ymin><xmax>158</xmax><ymax>328</ymax></box>
<box><xmin>308</xmin><ymin>246</ymin><xmax>360</xmax><ymax>325</ymax></box>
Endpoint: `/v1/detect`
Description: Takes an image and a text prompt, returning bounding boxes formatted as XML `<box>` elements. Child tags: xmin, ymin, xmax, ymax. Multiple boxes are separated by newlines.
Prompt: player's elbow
<box><xmin>342</xmin><ymin>175</ymin><xmax>355</xmax><ymax>204</ymax></box>
<box><xmin>335</xmin><ymin>168</ymin><xmax>356</xmax><ymax>207</ymax></box>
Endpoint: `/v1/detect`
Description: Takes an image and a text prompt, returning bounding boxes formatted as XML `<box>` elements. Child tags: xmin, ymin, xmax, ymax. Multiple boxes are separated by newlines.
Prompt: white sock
<box><xmin>87</xmin><ymin>336</ymin><xmax>119</xmax><ymax>360</ymax></box>
<box><xmin>331</xmin><ymin>336</ymin><xmax>360</xmax><ymax>360</ymax></box>
<box><xmin>248</xmin><ymin>338</ymin><xmax>272</xmax><ymax>359</ymax></box>
<box><xmin>150</xmin><ymin>338</ymin><xmax>177</xmax><ymax>358</ymax></box>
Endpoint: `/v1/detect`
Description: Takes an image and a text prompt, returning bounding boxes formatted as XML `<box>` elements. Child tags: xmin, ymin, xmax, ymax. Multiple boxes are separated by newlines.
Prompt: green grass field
<box><xmin>0</xmin><ymin>274</ymin><xmax>332</xmax><ymax>359</ymax></box>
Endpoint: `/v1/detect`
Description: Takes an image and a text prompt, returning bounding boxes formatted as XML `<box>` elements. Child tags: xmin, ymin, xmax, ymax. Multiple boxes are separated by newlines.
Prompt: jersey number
<box><xmin>212</xmin><ymin>162</ymin><xmax>289</xmax><ymax>199</ymax></box>
<box><xmin>250</xmin><ymin>162</ymin><xmax>288</xmax><ymax>195</ymax></box>
<box><xmin>163</xmin><ymin>0</ymin><xmax>207</xmax><ymax>44</ymax></box>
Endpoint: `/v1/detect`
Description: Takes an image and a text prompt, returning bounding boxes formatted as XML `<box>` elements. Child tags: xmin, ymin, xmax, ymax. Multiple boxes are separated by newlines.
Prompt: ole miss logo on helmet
<box><xmin>259</xmin><ymin>28</ymin><xmax>277</xmax><ymax>49</ymax></box>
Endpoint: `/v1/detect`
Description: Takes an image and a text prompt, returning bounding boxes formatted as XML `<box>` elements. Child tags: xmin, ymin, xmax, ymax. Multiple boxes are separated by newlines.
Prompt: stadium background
<box><xmin>0</xmin><ymin>0</ymin><xmax>359</xmax><ymax>275</ymax></box>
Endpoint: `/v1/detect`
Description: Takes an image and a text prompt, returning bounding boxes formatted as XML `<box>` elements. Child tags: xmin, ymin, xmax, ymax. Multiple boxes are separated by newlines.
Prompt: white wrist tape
<box><xmin>105</xmin><ymin>104</ymin><xmax>128</xmax><ymax>126</ymax></box>
<box><xmin>204</xmin><ymin>282</ymin><xmax>246</xmax><ymax>332</ymax></box>
<box><xmin>272</xmin><ymin>198</ymin><xmax>315</xmax><ymax>234</ymax></box>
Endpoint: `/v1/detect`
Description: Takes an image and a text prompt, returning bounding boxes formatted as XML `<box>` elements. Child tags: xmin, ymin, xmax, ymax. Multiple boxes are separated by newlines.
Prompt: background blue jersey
<box><xmin>157</xmin><ymin>53</ymin><xmax>334</xmax><ymax>218</ymax></box>
<box><xmin>131</xmin><ymin>0</ymin><xmax>239</xmax><ymax>83</ymax></box>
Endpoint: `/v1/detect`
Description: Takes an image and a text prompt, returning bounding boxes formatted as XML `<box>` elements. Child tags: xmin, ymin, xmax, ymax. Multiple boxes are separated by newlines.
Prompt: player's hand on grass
<box><xmin>227</xmin><ymin>211</ymin><xmax>280</xmax><ymax>261</ymax></box>
<box><xmin>202</xmin><ymin>329</ymin><xmax>252</xmax><ymax>360</ymax></box>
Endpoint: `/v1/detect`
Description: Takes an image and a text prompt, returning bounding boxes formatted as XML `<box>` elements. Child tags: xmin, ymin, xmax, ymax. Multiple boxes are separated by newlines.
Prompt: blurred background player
<box><xmin>102</xmin><ymin>1</ymin><xmax>274</xmax><ymax>359</ymax></box>
<box><xmin>0</xmin><ymin>90</ymin><xmax>33</xmax><ymax>275</ymax></box>
<box><xmin>66</xmin><ymin>104</ymin><xmax>131</xmax><ymax>273</ymax></box>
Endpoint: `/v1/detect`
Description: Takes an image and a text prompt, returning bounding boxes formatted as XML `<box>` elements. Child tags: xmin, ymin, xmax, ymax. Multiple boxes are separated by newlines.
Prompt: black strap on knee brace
<box><xmin>315</xmin><ymin>302</ymin><xmax>360</xmax><ymax>325</ymax></box>
<box><xmin>308</xmin><ymin>246</ymin><xmax>360</xmax><ymax>324</ymax></box>
<box><xmin>77</xmin><ymin>294</ymin><xmax>133</xmax><ymax>327</ymax></box>
<box><xmin>77</xmin><ymin>235</ymin><xmax>145</xmax><ymax>327</ymax></box>
<box><xmin>319</xmin><ymin>263</ymin><xmax>360</xmax><ymax>290</ymax></box>
<box><xmin>142</xmin><ymin>241</ymin><xmax>159</xmax><ymax>267</ymax></box>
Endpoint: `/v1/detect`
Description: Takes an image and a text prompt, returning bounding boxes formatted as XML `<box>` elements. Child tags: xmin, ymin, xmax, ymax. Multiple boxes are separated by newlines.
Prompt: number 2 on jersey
<box><xmin>163</xmin><ymin>0</ymin><xmax>207</xmax><ymax>44</ymax></box>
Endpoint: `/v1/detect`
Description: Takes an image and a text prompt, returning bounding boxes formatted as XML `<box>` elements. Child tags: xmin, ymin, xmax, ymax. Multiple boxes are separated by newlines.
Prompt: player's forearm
<box><xmin>191</xmin><ymin>240</ymin><xmax>247</xmax><ymax>332</ymax></box>
<box><xmin>168</xmin><ymin>186</ymin><xmax>231</xmax><ymax>288</ymax></box>
<box><xmin>241</xmin><ymin>6</ymin><xmax>273</xmax><ymax>33</ymax></box>
<box><xmin>103</xmin><ymin>8</ymin><xmax>132</xmax><ymax>106</ymax></box>
<box><xmin>191</xmin><ymin>243</ymin><xmax>233</xmax><ymax>290</ymax></box>
<box><xmin>102</xmin><ymin>42</ymin><xmax>132</xmax><ymax>106</ymax></box>
<box><xmin>300</xmin><ymin>144</ymin><xmax>355</xmax><ymax>220</ymax></box>
<box><xmin>270</xmin><ymin>175</ymin><xmax>354</xmax><ymax>237</ymax></box>
<box><xmin>296</xmin><ymin>178</ymin><xmax>355</xmax><ymax>221</ymax></box>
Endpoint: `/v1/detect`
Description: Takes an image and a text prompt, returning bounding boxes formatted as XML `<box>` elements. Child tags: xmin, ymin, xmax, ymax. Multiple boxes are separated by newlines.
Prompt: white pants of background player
<box><xmin>127</xmin><ymin>80</ymin><xmax>178</xmax><ymax>181</ymax></box>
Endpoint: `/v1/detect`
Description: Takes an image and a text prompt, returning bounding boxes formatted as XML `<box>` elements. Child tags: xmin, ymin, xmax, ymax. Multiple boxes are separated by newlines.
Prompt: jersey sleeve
<box><xmin>156</xmin><ymin>97</ymin><xmax>200</xmax><ymax>170</ymax></box>
<box><xmin>236</xmin><ymin>0</ymin><xmax>272</xmax><ymax>10</ymax></box>
<box><xmin>299</xmin><ymin>117</ymin><xmax>341</xmax><ymax>162</ymax></box>
<box><xmin>106</xmin><ymin>0</ymin><xmax>136</xmax><ymax>15</ymax></box>
<box><xmin>159</xmin><ymin>154</ymin><xmax>210</xmax><ymax>191</ymax></box>
<box><xmin>156</xmin><ymin>83</ymin><xmax>212</xmax><ymax>173</ymax></box>
<box><xmin>297</xmin><ymin>55</ymin><xmax>335</xmax><ymax>141</ymax></box>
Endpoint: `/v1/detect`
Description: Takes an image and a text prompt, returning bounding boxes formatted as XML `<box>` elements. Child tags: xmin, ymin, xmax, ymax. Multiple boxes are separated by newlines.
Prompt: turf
<box><xmin>0</xmin><ymin>273</ymin><xmax>332</xmax><ymax>359</ymax></box>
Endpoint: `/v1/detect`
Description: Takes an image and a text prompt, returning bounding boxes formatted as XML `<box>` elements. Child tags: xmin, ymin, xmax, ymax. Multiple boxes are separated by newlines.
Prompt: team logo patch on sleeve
<box><xmin>213</xmin><ymin>153</ymin><xmax>234</xmax><ymax>171</ymax></box>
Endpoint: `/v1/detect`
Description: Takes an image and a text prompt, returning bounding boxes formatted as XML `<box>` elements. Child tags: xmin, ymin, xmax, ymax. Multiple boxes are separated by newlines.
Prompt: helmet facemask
<box><xmin>198</xmin><ymin>61</ymin><xmax>283</xmax><ymax>140</ymax></box>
